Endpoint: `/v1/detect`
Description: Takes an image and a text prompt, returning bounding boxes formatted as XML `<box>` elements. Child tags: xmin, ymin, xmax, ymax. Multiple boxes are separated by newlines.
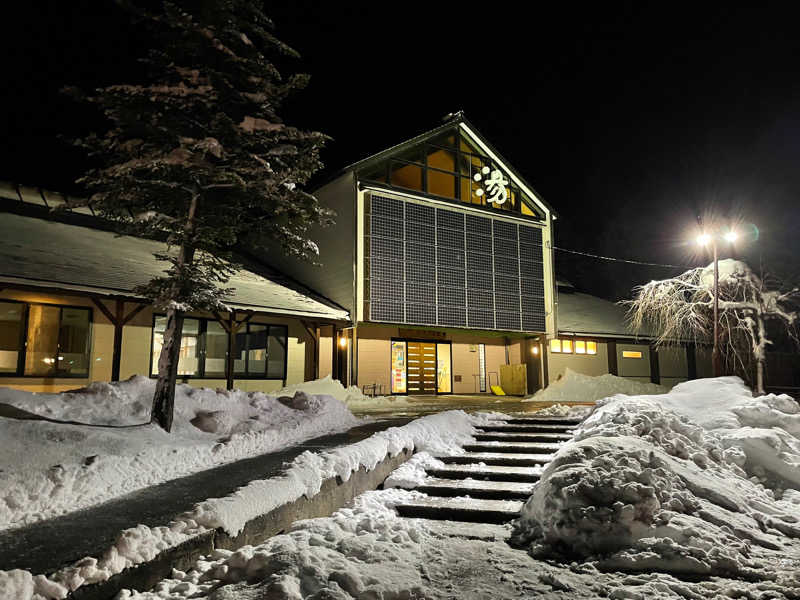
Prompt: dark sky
<box><xmin>2</xmin><ymin>2</ymin><xmax>799</xmax><ymax>299</ymax></box>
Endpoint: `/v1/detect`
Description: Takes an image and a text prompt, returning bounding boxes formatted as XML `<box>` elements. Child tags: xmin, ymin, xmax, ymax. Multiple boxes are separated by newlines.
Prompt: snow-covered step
<box><xmin>394</xmin><ymin>496</ymin><xmax>523</xmax><ymax>524</ymax></box>
<box><xmin>440</xmin><ymin>452</ymin><xmax>553</xmax><ymax>467</ymax></box>
<box><xmin>462</xmin><ymin>441</ymin><xmax>563</xmax><ymax>453</ymax></box>
<box><xmin>474</xmin><ymin>432</ymin><xmax>573</xmax><ymax>443</ymax></box>
<box><xmin>413</xmin><ymin>477</ymin><xmax>535</xmax><ymax>500</ymax></box>
<box><xmin>503</xmin><ymin>417</ymin><xmax>582</xmax><ymax>426</ymax></box>
<box><xmin>425</xmin><ymin>465</ymin><xmax>542</xmax><ymax>483</ymax></box>
<box><xmin>406</xmin><ymin>518</ymin><xmax>511</xmax><ymax>541</ymax></box>
<box><xmin>477</xmin><ymin>424</ymin><xmax>575</xmax><ymax>434</ymax></box>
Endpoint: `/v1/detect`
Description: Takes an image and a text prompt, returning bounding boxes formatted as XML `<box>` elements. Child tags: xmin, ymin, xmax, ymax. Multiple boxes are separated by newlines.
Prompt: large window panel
<box><xmin>151</xmin><ymin>316</ymin><xmax>200</xmax><ymax>376</ymax></box>
<box><xmin>267</xmin><ymin>328</ymin><xmax>288</xmax><ymax>379</ymax></box>
<box><xmin>0</xmin><ymin>302</ymin><xmax>24</xmax><ymax>373</ymax></box>
<box><xmin>58</xmin><ymin>308</ymin><xmax>90</xmax><ymax>376</ymax></box>
<box><xmin>25</xmin><ymin>305</ymin><xmax>60</xmax><ymax>376</ymax></box>
<box><xmin>247</xmin><ymin>324</ymin><xmax>268</xmax><ymax>376</ymax></box>
<box><xmin>390</xmin><ymin>162</ymin><xmax>423</xmax><ymax>191</ymax></box>
<box><xmin>204</xmin><ymin>320</ymin><xmax>228</xmax><ymax>377</ymax></box>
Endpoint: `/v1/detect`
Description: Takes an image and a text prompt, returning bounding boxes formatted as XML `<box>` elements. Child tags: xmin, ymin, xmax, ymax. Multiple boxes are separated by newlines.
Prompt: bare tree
<box><xmin>626</xmin><ymin>259</ymin><xmax>797</xmax><ymax>394</ymax></box>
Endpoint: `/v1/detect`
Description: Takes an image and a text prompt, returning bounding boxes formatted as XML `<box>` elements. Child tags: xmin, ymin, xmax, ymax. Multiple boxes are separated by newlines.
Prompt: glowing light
<box><xmin>696</xmin><ymin>233</ymin><xmax>711</xmax><ymax>246</ymax></box>
<box><xmin>724</xmin><ymin>230</ymin><xmax>738</xmax><ymax>243</ymax></box>
<box><xmin>338</xmin><ymin>336</ymin><xmax>347</xmax><ymax>349</ymax></box>
<box><xmin>531</xmin><ymin>345</ymin><xmax>539</xmax><ymax>356</ymax></box>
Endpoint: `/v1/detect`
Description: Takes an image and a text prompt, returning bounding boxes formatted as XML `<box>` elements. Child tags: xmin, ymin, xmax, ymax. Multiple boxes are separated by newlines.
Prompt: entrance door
<box><xmin>407</xmin><ymin>341</ymin><xmax>437</xmax><ymax>394</ymax></box>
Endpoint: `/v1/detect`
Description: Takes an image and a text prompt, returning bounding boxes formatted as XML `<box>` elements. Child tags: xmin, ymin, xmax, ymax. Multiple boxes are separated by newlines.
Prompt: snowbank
<box><xmin>0</xmin><ymin>376</ymin><xmax>359</xmax><ymax>529</ymax></box>
<box><xmin>523</xmin><ymin>368</ymin><xmax>667</xmax><ymax>404</ymax></box>
<box><xmin>513</xmin><ymin>377</ymin><xmax>800</xmax><ymax>583</ymax></box>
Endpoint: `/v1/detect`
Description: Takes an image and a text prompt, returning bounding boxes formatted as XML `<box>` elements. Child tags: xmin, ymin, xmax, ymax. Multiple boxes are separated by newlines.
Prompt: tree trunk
<box><xmin>151</xmin><ymin>191</ymin><xmax>200</xmax><ymax>432</ymax></box>
<box><xmin>151</xmin><ymin>307</ymin><xmax>185</xmax><ymax>431</ymax></box>
<box><xmin>756</xmin><ymin>356</ymin><xmax>765</xmax><ymax>396</ymax></box>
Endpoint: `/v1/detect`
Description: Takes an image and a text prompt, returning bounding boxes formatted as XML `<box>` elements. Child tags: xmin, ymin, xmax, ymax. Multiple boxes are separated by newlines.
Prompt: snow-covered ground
<box><xmin>523</xmin><ymin>368</ymin><xmax>667</xmax><ymax>404</ymax></box>
<box><xmin>0</xmin><ymin>409</ymin><xmax>503</xmax><ymax>600</ymax></box>
<box><xmin>0</xmin><ymin>376</ymin><xmax>361</xmax><ymax>529</ymax></box>
<box><xmin>106</xmin><ymin>376</ymin><xmax>800</xmax><ymax>600</ymax></box>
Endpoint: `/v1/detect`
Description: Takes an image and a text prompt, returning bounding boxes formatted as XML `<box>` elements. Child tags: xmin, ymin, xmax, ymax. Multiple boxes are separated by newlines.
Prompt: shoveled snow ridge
<box><xmin>513</xmin><ymin>376</ymin><xmax>800</xmax><ymax>587</ymax></box>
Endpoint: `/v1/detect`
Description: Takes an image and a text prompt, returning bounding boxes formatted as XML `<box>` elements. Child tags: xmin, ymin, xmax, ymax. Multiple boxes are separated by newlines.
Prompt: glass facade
<box><xmin>359</xmin><ymin>127</ymin><xmax>543</xmax><ymax>219</ymax></box>
<box><xmin>152</xmin><ymin>316</ymin><xmax>288</xmax><ymax>379</ymax></box>
<box><xmin>0</xmin><ymin>301</ymin><xmax>91</xmax><ymax>377</ymax></box>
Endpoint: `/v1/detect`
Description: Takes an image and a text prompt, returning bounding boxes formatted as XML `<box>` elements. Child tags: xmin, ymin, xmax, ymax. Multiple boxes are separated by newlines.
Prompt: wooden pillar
<box><xmin>91</xmin><ymin>298</ymin><xmax>147</xmax><ymax>381</ymax></box>
<box><xmin>214</xmin><ymin>310</ymin><xmax>254</xmax><ymax>391</ymax></box>
<box><xmin>331</xmin><ymin>326</ymin><xmax>339</xmax><ymax>383</ymax></box>
<box><xmin>542</xmin><ymin>339</ymin><xmax>550</xmax><ymax>388</ymax></box>
<box><xmin>649</xmin><ymin>345</ymin><xmax>660</xmax><ymax>384</ymax></box>
<box><xmin>686</xmin><ymin>342</ymin><xmax>697</xmax><ymax>380</ymax></box>
<box><xmin>301</xmin><ymin>320</ymin><xmax>319</xmax><ymax>381</ymax></box>
<box><xmin>607</xmin><ymin>340</ymin><xmax>618</xmax><ymax>376</ymax></box>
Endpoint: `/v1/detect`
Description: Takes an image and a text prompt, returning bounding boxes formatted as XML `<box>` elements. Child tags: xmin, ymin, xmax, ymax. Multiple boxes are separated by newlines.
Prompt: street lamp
<box><xmin>696</xmin><ymin>229</ymin><xmax>738</xmax><ymax>376</ymax></box>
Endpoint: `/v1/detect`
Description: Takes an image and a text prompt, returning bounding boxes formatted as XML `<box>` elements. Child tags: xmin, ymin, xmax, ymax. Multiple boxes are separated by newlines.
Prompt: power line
<box><xmin>553</xmin><ymin>246</ymin><xmax>689</xmax><ymax>269</ymax></box>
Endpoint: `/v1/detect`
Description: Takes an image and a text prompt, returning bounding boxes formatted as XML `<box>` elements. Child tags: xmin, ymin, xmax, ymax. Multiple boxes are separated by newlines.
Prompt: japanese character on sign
<box><xmin>473</xmin><ymin>166</ymin><xmax>509</xmax><ymax>205</ymax></box>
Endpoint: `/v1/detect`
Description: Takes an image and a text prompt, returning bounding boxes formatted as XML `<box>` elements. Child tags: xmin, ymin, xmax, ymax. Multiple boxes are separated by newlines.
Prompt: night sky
<box><xmin>2</xmin><ymin>2</ymin><xmax>799</xmax><ymax>299</ymax></box>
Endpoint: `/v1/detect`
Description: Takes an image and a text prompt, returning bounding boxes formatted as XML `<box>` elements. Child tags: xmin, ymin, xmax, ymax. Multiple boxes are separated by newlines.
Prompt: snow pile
<box><xmin>531</xmin><ymin>403</ymin><xmax>594</xmax><ymax>419</ymax></box>
<box><xmin>0</xmin><ymin>376</ymin><xmax>359</xmax><ymax>529</ymax></box>
<box><xmin>276</xmin><ymin>375</ymin><xmax>417</xmax><ymax>412</ymax></box>
<box><xmin>523</xmin><ymin>368</ymin><xmax>667</xmax><ymax>404</ymax></box>
<box><xmin>513</xmin><ymin>377</ymin><xmax>800</xmax><ymax>584</ymax></box>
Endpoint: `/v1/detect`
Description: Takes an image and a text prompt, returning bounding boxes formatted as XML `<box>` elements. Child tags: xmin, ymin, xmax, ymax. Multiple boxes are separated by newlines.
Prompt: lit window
<box><xmin>575</xmin><ymin>341</ymin><xmax>586</xmax><ymax>354</ymax></box>
<box><xmin>562</xmin><ymin>339</ymin><xmax>573</xmax><ymax>353</ymax></box>
<box><xmin>622</xmin><ymin>350</ymin><xmax>643</xmax><ymax>359</ymax></box>
<box><xmin>550</xmin><ymin>339</ymin><xmax>561</xmax><ymax>353</ymax></box>
<box><xmin>586</xmin><ymin>341</ymin><xmax>597</xmax><ymax>355</ymax></box>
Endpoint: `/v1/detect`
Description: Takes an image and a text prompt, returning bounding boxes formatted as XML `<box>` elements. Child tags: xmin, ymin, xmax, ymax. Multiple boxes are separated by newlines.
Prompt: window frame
<box><xmin>357</xmin><ymin>127</ymin><xmax>545</xmax><ymax>221</ymax></box>
<box><xmin>149</xmin><ymin>315</ymin><xmax>288</xmax><ymax>381</ymax></box>
<box><xmin>549</xmin><ymin>337</ymin><xmax>598</xmax><ymax>356</ymax></box>
<box><xmin>0</xmin><ymin>300</ymin><xmax>93</xmax><ymax>378</ymax></box>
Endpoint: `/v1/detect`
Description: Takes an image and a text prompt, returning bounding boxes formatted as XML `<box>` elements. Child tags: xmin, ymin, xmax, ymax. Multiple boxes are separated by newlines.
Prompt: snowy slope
<box><xmin>523</xmin><ymin>368</ymin><xmax>668</xmax><ymax>404</ymax></box>
<box><xmin>0</xmin><ymin>376</ymin><xmax>359</xmax><ymax>529</ymax></box>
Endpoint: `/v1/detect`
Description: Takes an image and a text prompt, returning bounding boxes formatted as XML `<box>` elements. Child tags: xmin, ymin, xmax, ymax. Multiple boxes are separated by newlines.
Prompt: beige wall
<box><xmin>547</xmin><ymin>340</ymin><xmax>609</xmax><ymax>381</ymax></box>
<box><xmin>658</xmin><ymin>346</ymin><xmax>688</xmax><ymax>389</ymax></box>
<box><xmin>0</xmin><ymin>289</ymin><xmax>313</xmax><ymax>394</ymax></box>
<box><xmin>617</xmin><ymin>343</ymin><xmax>651</xmax><ymax>379</ymax></box>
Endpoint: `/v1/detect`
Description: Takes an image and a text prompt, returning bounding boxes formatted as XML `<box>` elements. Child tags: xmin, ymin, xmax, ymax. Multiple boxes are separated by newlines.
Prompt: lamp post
<box><xmin>697</xmin><ymin>230</ymin><xmax>738</xmax><ymax>377</ymax></box>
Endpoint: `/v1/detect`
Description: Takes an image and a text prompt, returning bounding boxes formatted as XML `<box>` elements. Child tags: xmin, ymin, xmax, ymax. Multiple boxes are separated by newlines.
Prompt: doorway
<box><xmin>391</xmin><ymin>339</ymin><xmax>452</xmax><ymax>395</ymax></box>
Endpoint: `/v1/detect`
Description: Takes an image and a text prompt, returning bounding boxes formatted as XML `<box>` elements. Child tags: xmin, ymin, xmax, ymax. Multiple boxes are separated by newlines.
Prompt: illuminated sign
<box><xmin>473</xmin><ymin>166</ymin><xmax>509</xmax><ymax>206</ymax></box>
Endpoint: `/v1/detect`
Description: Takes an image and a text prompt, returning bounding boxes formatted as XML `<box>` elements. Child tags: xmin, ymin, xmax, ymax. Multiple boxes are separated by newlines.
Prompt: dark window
<box><xmin>0</xmin><ymin>301</ymin><xmax>91</xmax><ymax>378</ymax></box>
<box><xmin>151</xmin><ymin>315</ymin><xmax>287</xmax><ymax>380</ymax></box>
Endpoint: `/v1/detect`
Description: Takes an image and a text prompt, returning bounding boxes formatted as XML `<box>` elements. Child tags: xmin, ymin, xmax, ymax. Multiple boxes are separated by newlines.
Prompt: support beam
<box><xmin>686</xmin><ymin>342</ymin><xmax>697</xmax><ymax>380</ymax></box>
<box><xmin>607</xmin><ymin>340</ymin><xmax>618</xmax><ymax>376</ymax></box>
<box><xmin>301</xmin><ymin>320</ymin><xmax>319</xmax><ymax>381</ymax></box>
<box><xmin>213</xmin><ymin>310</ymin><xmax>255</xmax><ymax>391</ymax></box>
<box><xmin>649</xmin><ymin>345</ymin><xmax>660</xmax><ymax>385</ymax></box>
<box><xmin>91</xmin><ymin>297</ymin><xmax>148</xmax><ymax>381</ymax></box>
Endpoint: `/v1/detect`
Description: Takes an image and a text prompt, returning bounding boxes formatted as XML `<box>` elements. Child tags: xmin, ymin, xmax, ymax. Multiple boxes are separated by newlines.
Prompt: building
<box><xmin>0</xmin><ymin>182</ymin><xmax>347</xmax><ymax>394</ymax></box>
<box><xmin>269</xmin><ymin>114</ymin><xmax>557</xmax><ymax>396</ymax></box>
<box><xmin>549</xmin><ymin>280</ymin><xmax>712</xmax><ymax>388</ymax></box>
<box><xmin>271</xmin><ymin>113</ymin><xmax>710</xmax><ymax>396</ymax></box>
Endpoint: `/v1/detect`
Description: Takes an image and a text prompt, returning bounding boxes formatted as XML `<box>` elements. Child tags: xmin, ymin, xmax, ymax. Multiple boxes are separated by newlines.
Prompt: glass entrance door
<box><xmin>407</xmin><ymin>341</ymin><xmax>437</xmax><ymax>394</ymax></box>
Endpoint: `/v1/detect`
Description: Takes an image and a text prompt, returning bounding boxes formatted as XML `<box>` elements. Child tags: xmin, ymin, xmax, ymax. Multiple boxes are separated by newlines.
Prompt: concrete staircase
<box><xmin>394</xmin><ymin>417</ymin><xmax>581</xmax><ymax>525</ymax></box>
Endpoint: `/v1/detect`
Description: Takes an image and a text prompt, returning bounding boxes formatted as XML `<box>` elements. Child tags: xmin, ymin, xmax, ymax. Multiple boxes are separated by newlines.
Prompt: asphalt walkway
<box><xmin>0</xmin><ymin>418</ymin><xmax>409</xmax><ymax>575</ymax></box>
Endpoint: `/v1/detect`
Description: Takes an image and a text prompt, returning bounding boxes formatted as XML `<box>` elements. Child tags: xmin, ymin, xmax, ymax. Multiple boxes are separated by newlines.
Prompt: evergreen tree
<box><xmin>66</xmin><ymin>0</ymin><xmax>331</xmax><ymax>431</ymax></box>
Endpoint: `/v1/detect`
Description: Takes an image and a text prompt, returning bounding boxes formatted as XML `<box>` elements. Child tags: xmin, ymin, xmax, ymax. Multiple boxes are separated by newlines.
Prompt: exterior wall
<box><xmin>695</xmin><ymin>346</ymin><xmax>714</xmax><ymax>378</ymax></box>
<box><xmin>0</xmin><ymin>288</ymin><xmax>313</xmax><ymax>394</ymax></box>
<box><xmin>658</xmin><ymin>346</ymin><xmax>689</xmax><ymax>389</ymax></box>
<box><xmin>547</xmin><ymin>340</ymin><xmax>610</xmax><ymax>381</ymax></box>
<box><xmin>261</xmin><ymin>173</ymin><xmax>357</xmax><ymax>315</ymax></box>
<box><xmin>617</xmin><ymin>342</ymin><xmax>651</xmax><ymax>383</ymax></box>
<box><xmin>318</xmin><ymin>325</ymin><xmax>333</xmax><ymax>378</ymax></box>
<box><xmin>355</xmin><ymin>324</ymin><xmax>526</xmax><ymax>395</ymax></box>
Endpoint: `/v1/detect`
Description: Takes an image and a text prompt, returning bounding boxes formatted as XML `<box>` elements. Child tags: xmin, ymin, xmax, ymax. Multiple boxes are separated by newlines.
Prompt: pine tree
<box><xmin>66</xmin><ymin>0</ymin><xmax>332</xmax><ymax>431</ymax></box>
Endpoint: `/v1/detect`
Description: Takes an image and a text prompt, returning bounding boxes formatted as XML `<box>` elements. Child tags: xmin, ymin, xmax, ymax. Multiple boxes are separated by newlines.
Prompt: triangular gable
<box><xmin>351</xmin><ymin>114</ymin><xmax>554</xmax><ymax>220</ymax></box>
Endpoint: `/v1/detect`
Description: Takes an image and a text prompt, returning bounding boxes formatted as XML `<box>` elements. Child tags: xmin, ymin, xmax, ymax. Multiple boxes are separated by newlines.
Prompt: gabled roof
<box><xmin>0</xmin><ymin>211</ymin><xmax>349</xmax><ymax>321</ymax></box>
<box><xmin>323</xmin><ymin>112</ymin><xmax>557</xmax><ymax>218</ymax></box>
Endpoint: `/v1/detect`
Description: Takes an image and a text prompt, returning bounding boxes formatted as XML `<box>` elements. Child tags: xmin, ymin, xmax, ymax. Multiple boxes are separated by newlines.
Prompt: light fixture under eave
<box><xmin>696</xmin><ymin>233</ymin><xmax>711</xmax><ymax>246</ymax></box>
<box><xmin>724</xmin><ymin>230</ymin><xmax>738</xmax><ymax>243</ymax></box>
<box><xmin>338</xmin><ymin>336</ymin><xmax>348</xmax><ymax>349</ymax></box>
<box><xmin>531</xmin><ymin>345</ymin><xmax>539</xmax><ymax>355</ymax></box>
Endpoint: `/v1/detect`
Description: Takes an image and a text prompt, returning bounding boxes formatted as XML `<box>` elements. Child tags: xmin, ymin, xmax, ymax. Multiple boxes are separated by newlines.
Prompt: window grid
<box><xmin>367</xmin><ymin>195</ymin><xmax>546</xmax><ymax>332</ymax></box>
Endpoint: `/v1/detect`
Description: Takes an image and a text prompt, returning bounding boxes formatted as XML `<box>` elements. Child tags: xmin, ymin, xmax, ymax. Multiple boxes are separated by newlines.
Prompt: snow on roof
<box><xmin>0</xmin><ymin>212</ymin><xmax>349</xmax><ymax>320</ymax></box>
<box><xmin>556</xmin><ymin>289</ymin><xmax>655</xmax><ymax>338</ymax></box>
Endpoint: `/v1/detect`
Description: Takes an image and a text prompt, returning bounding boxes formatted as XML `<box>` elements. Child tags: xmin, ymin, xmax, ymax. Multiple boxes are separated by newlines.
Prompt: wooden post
<box><xmin>213</xmin><ymin>310</ymin><xmax>254</xmax><ymax>391</ymax></box>
<box><xmin>301</xmin><ymin>320</ymin><xmax>319</xmax><ymax>381</ymax></box>
<box><xmin>686</xmin><ymin>342</ymin><xmax>697</xmax><ymax>380</ymax></box>
<box><xmin>331</xmin><ymin>326</ymin><xmax>339</xmax><ymax>383</ymax></box>
<box><xmin>649</xmin><ymin>345</ymin><xmax>660</xmax><ymax>384</ymax></box>
<box><xmin>91</xmin><ymin>298</ymin><xmax>147</xmax><ymax>381</ymax></box>
<box><xmin>607</xmin><ymin>340</ymin><xmax>618</xmax><ymax>376</ymax></box>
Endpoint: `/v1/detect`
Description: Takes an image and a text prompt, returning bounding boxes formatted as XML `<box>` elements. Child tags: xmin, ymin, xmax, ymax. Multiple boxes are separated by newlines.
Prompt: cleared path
<box><xmin>0</xmin><ymin>418</ymin><xmax>409</xmax><ymax>575</ymax></box>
